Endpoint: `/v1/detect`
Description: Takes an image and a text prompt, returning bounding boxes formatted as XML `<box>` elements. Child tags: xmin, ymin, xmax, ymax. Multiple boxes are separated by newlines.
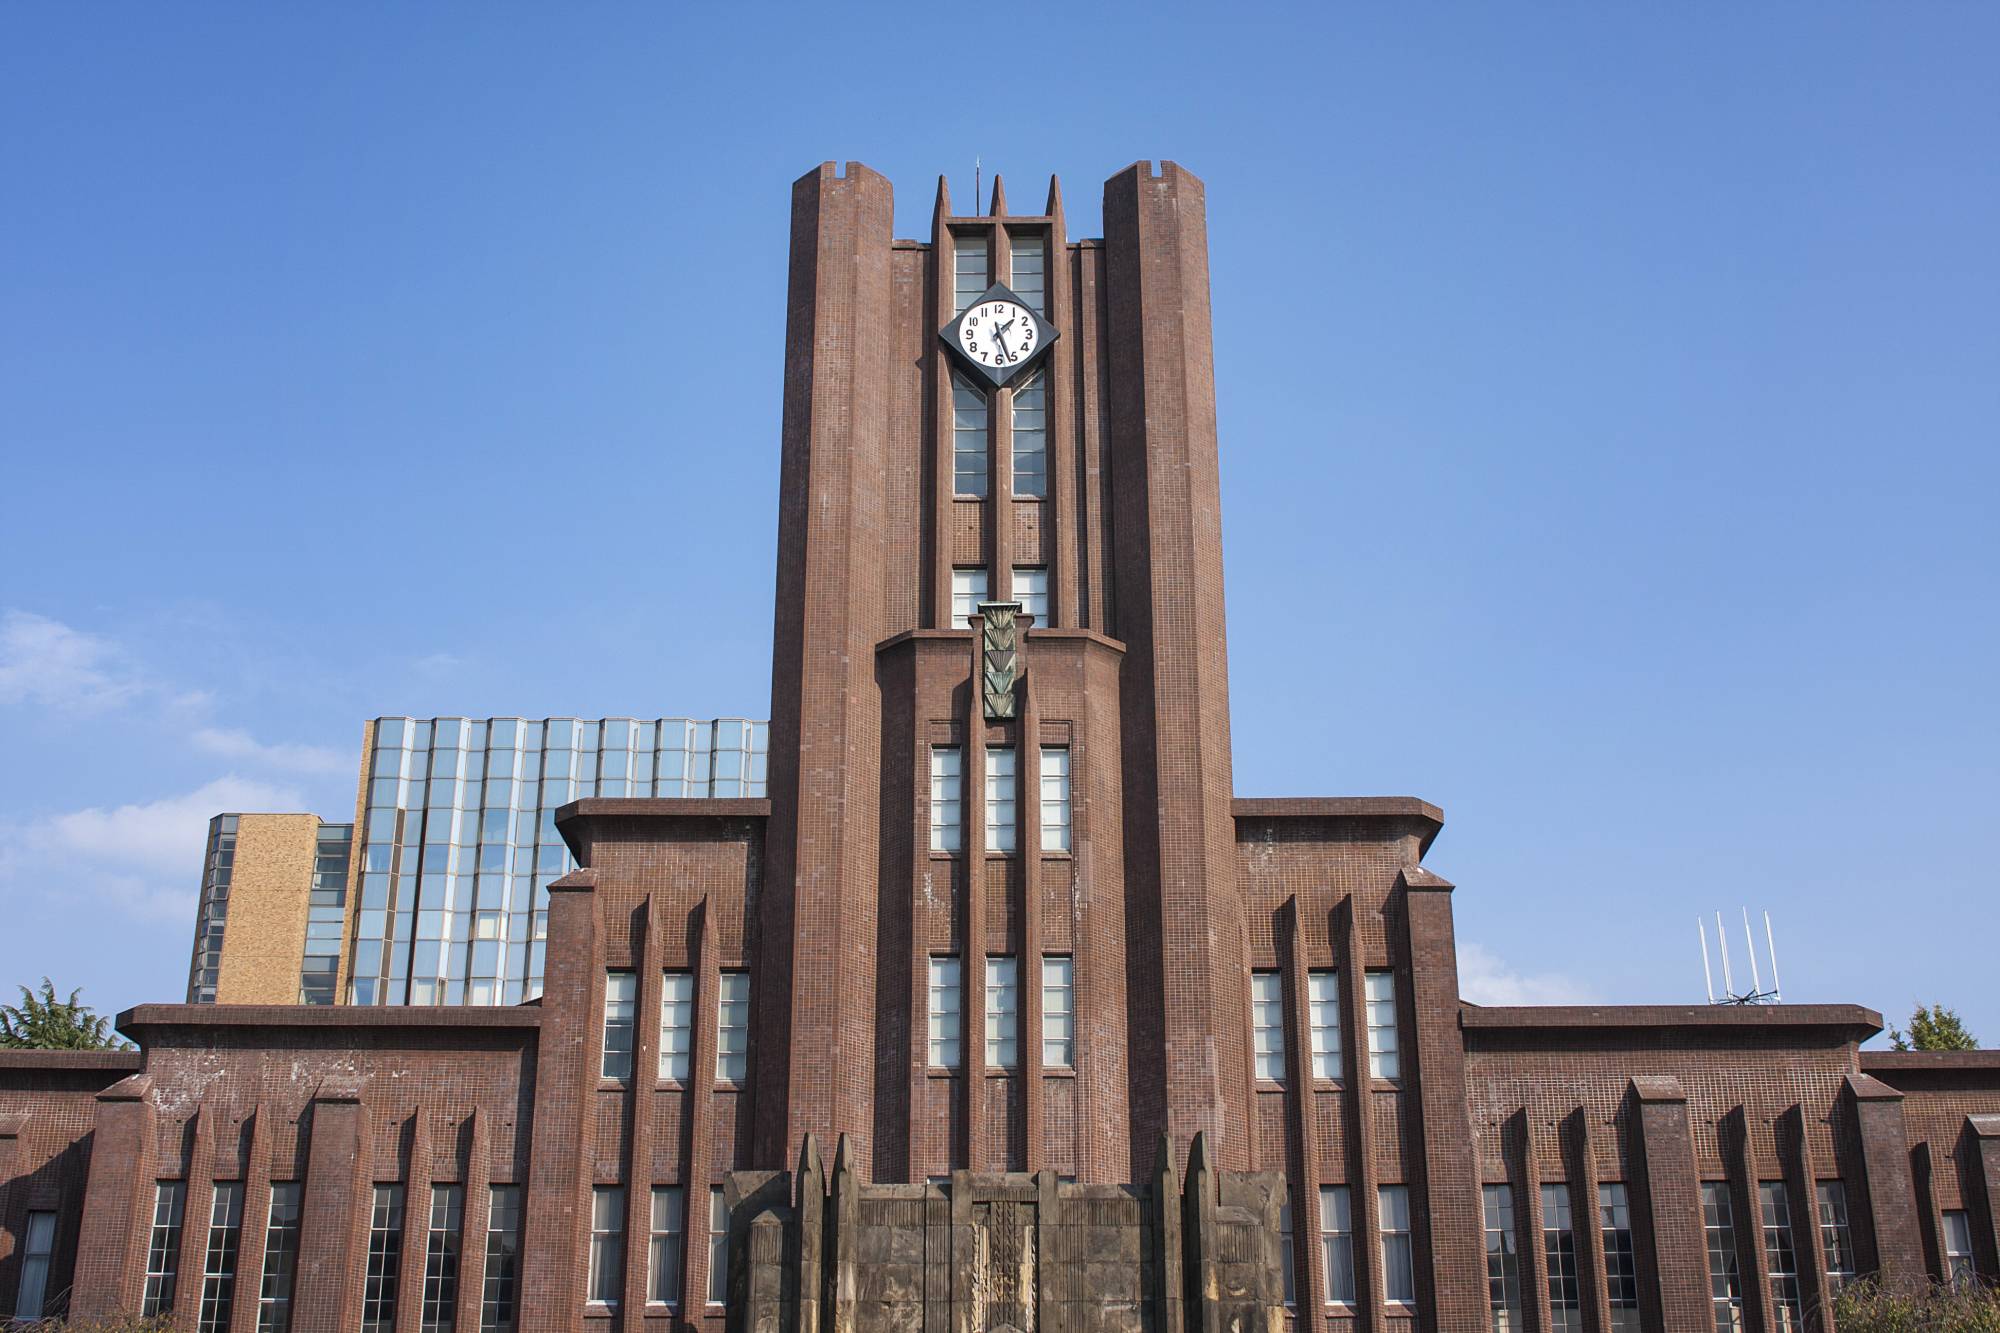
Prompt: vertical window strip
<box><xmin>1483</xmin><ymin>1184</ymin><xmax>1522</xmax><ymax>1331</ymax></box>
<box><xmin>985</xmin><ymin>956</ymin><xmax>1019</xmax><ymax>1068</ymax></box>
<box><xmin>421</xmin><ymin>1185</ymin><xmax>464</xmax><ymax>1333</ymax></box>
<box><xmin>659</xmin><ymin>971</ymin><xmax>695</xmax><ymax>1081</ymax></box>
<box><xmin>1011</xmin><ymin>566</ymin><xmax>1049</xmax><ymax>622</ymax></box>
<box><xmin>1279</xmin><ymin>1194</ymin><xmax>1297</xmax><ymax>1307</ymax></box>
<box><xmin>1307</xmin><ymin>970</ymin><xmax>1342</xmax><ymax>1079</ymax></box>
<box><xmin>1364</xmin><ymin>971</ymin><xmax>1400</xmax><ymax>1079</ymax></box>
<box><xmin>707</xmin><ymin>1189</ymin><xmax>729</xmax><ymax>1305</ymax></box>
<box><xmin>1815</xmin><ymin>1181</ymin><xmax>1857</xmax><ymax>1292</ymax></box>
<box><xmin>716</xmin><ymin>971</ymin><xmax>751</xmax><ymax>1082</ymax></box>
<box><xmin>1041</xmin><ymin>956</ymin><xmax>1074</xmax><ymax>1068</ymax></box>
<box><xmin>588</xmin><ymin>1186</ymin><xmax>625</xmax><ymax>1305</ymax></box>
<box><xmin>256</xmin><ymin>1183</ymin><xmax>303</xmax><ymax>1333</ymax></box>
<box><xmin>1542</xmin><ymin>1183</ymin><xmax>1581</xmax><ymax>1333</ymax></box>
<box><xmin>1038</xmin><ymin>747</ymin><xmax>1071</xmax><ymax>852</ymax></box>
<box><xmin>930</xmin><ymin>746</ymin><xmax>964</xmax><ymax>852</ymax></box>
<box><xmin>1250</xmin><ymin>972</ymin><xmax>1286</xmax><ymax>1082</ymax></box>
<box><xmin>1759</xmin><ymin>1182</ymin><xmax>1803</xmax><ymax>1332</ymax></box>
<box><xmin>1008</xmin><ymin>234</ymin><xmax>1046</xmax><ymax>313</ymax></box>
<box><xmin>198</xmin><ymin>1181</ymin><xmax>245</xmax><ymax>1333</ymax></box>
<box><xmin>1702</xmin><ymin>1183</ymin><xmax>1745</xmax><ymax>1333</ymax></box>
<box><xmin>143</xmin><ymin>1181</ymin><xmax>188</xmax><ymax>1316</ymax></box>
<box><xmin>1943</xmin><ymin>1210</ymin><xmax>1975</xmax><ymax>1288</ymax></box>
<box><xmin>928</xmin><ymin>957</ymin><xmax>963</xmax><ymax>1068</ymax></box>
<box><xmin>362</xmin><ymin>1184</ymin><xmax>405</xmax><ymax>1333</ymax></box>
<box><xmin>1379</xmin><ymin>1185</ymin><xmax>1415</xmax><ymax>1304</ymax></box>
<box><xmin>950</xmin><ymin>568</ymin><xmax>989</xmax><ymax>626</ymax></box>
<box><xmin>952</xmin><ymin>376</ymin><xmax>990</xmax><ymax>498</ymax></box>
<box><xmin>985</xmin><ymin>747</ymin><xmax>1017</xmax><ymax>852</ymax></box>
<box><xmin>954</xmin><ymin>234</ymin><xmax>988</xmax><ymax>313</ymax></box>
<box><xmin>1318</xmin><ymin>1185</ymin><xmax>1355</xmax><ymax>1305</ymax></box>
<box><xmin>1011</xmin><ymin>370</ymin><xmax>1047</xmax><ymax>498</ymax></box>
<box><xmin>1600</xmin><ymin>1183</ymin><xmax>1640</xmax><ymax>1331</ymax></box>
<box><xmin>649</xmin><ymin>1186</ymin><xmax>686</xmax><ymax>1307</ymax></box>
<box><xmin>15</xmin><ymin>1210</ymin><xmax>56</xmax><ymax>1321</ymax></box>
<box><xmin>602</xmin><ymin>971</ymin><xmax>637</xmax><ymax>1081</ymax></box>
<box><xmin>480</xmin><ymin>1185</ymin><xmax>521</xmax><ymax>1333</ymax></box>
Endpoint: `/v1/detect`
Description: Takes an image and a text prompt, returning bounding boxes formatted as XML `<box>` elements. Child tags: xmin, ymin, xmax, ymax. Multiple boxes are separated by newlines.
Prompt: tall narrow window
<box><xmin>1011</xmin><ymin>566</ymin><xmax>1048</xmax><ymax>622</ymax></box>
<box><xmin>954</xmin><ymin>234</ymin><xmax>988</xmax><ymax>312</ymax></box>
<box><xmin>659</xmin><ymin>971</ymin><xmax>694</xmax><ymax>1081</ymax></box>
<box><xmin>1816</xmin><ymin>1181</ymin><xmax>1857</xmax><ymax>1292</ymax></box>
<box><xmin>1759</xmin><ymin>1182</ymin><xmax>1802</xmax><ymax>1332</ymax></box>
<box><xmin>1011</xmin><ymin>370</ymin><xmax>1047</xmax><ymax>498</ymax></box>
<box><xmin>588</xmin><ymin>1186</ymin><xmax>625</xmax><ymax>1305</ymax></box>
<box><xmin>1009</xmin><ymin>234</ymin><xmax>1046</xmax><ymax>313</ymax></box>
<box><xmin>707</xmin><ymin>1188</ymin><xmax>730</xmax><ymax>1306</ymax></box>
<box><xmin>1483</xmin><ymin>1184</ymin><xmax>1522</xmax><ymax>1331</ymax></box>
<box><xmin>1279</xmin><ymin>1194</ymin><xmax>1296</xmax><ymax>1306</ymax></box>
<box><xmin>1702</xmin><ymin>1183</ymin><xmax>1744</xmax><ymax>1333</ymax></box>
<box><xmin>1944</xmin><ymin>1210</ymin><xmax>1975</xmax><ymax>1287</ymax></box>
<box><xmin>1039</xmin><ymin>747</ymin><xmax>1071</xmax><ymax>852</ymax></box>
<box><xmin>1542</xmin><ymin>1183</ymin><xmax>1580</xmax><ymax>1332</ymax></box>
<box><xmin>928</xmin><ymin>956</ymin><xmax>963</xmax><ymax>1068</ymax></box>
<box><xmin>1318</xmin><ymin>1185</ymin><xmax>1355</xmax><ymax>1304</ymax></box>
<box><xmin>1041</xmin><ymin>956</ymin><xmax>1074</xmax><ymax>1067</ymax></box>
<box><xmin>143</xmin><ymin>1181</ymin><xmax>187</xmax><ymax>1315</ymax></box>
<box><xmin>14</xmin><ymin>1210</ymin><xmax>56</xmax><ymax>1321</ymax></box>
<box><xmin>362</xmin><ymin>1184</ymin><xmax>405</xmax><ymax>1333</ymax></box>
<box><xmin>1307</xmin><ymin>971</ymin><xmax>1342</xmax><ymax>1079</ymax></box>
<box><xmin>1379</xmin><ymin>1185</ymin><xmax>1415</xmax><ymax>1305</ymax></box>
<box><xmin>930</xmin><ymin>746</ymin><xmax>964</xmax><ymax>851</ymax></box>
<box><xmin>421</xmin><ymin>1185</ymin><xmax>464</xmax><ymax>1333</ymax></box>
<box><xmin>952</xmin><ymin>376</ymin><xmax>990</xmax><ymax>498</ymax></box>
<box><xmin>986</xmin><ymin>956</ymin><xmax>1019</xmax><ymax>1067</ymax></box>
<box><xmin>1250</xmin><ymin>971</ymin><xmax>1286</xmax><ymax>1082</ymax></box>
<box><xmin>649</xmin><ymin>1186</ymin><xmax>685</xmax><ymax>1307</ymax></box>
<box><xmin>1364</xmin><ymin>972</ymin><xmax>1400</xmax><ymax>1079</ymax></box>
<box><xmin>1600</xmin><ymin>1183</ymin><xmax>1640</xmax><ymax>1332</ymax></box>
<box><xmin>602</xmin><ymin>971</ymin><xmax>637</xmax><ymax>1081</ymax></box>
<box><xmin>951</xmin><ymin>568</ymin><xmax>988</xmax><ymax>625</ymax></box>
<box><xmin>985</xmin><ymin>747</ymin><xmax>1017</xmax><ymax>852</ymax></box>
<box><xmin>256</xmin><ymin>1183</ymin><xmax>303</xmax><ymax>1333</ymax></box>
<box><xmin>716</xmin><ymin>971</ymin><xmax>750</xmax><ymax>1082</ymax></box>
<box><xmin>198</xmin><ymin>1182</ymin><xmax>245</xmax><ymax>1333</ymax></box>
<box><xmin>480</xmin><ymin>1185</ymin><xmax>521</xmax><ymax>1333</ymax></box>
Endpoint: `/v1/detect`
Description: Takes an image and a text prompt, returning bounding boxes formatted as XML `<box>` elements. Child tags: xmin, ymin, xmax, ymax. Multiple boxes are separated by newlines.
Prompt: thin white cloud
<box><xmin>192</xmin><ymin>727</ymin><xmax>349</xmax><ymax>777</ymax></box>
<box><xmin>0</xmin><ymin>609</ymin><xmax>209</xmax><ymax>716</ymax></box>
<box><xmin>1458</xmin><ymin>942</ymin><xmax>1597</xmax><ymax>1006</ymax></box>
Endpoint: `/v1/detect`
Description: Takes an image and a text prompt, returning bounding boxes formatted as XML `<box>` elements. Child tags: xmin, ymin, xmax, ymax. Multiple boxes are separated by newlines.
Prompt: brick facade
<box><xmin>3</xmin><ymin>161</ymin><xmax>1997</xmax><ymax>1332</ymax></box>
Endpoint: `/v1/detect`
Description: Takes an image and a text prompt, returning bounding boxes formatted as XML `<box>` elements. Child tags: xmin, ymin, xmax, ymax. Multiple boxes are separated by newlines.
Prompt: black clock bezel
<box><xmin>940</xmin><ymin>282</ymin><xmax>1059</xmax><ymax>389</ymax></box>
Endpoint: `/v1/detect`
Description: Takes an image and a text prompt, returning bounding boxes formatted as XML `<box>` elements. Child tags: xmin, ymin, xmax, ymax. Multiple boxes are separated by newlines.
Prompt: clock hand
<box><xmin>992</xmin><ymin>321</ymin><xmax>1011</xmax><ymax>358</ymax></box>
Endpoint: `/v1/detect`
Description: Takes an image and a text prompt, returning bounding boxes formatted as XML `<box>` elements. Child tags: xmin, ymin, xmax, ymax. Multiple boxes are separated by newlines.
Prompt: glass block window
<box><xmin>1307</xmin><ymin>970</ymin><xmax>1341</xmax><ymax>1079</ymax></box>
<box><xmin>953</xmin><ymin>375</ymin><xmax>990</xmax><ymax>497</ymax></box>
<box><xmin>421</xmin><ymin>1185</ymin><xmax>464</xmax><ymax>1333</ymax></box>
<box><xmin>143</xmin><ymin>1181</ymin><xmax>188</xmax><ymax>1315</ymax></box>
<box><xmin>1319</xmin><ymin>1185</ymin><xmax>1355</xmax><ymax>1305</ymax></box>
<box><xmin>659</xmin><ymin>971</ymin><xmax>695</xmax><ymax>1081</ymax></box>
<box><xmin>1944</xmin><ymin>1209</ymin><xmax>1975</xmax><ymax>1287</ymax></box>
<box><xmin>1009</xmin><ymin>234</ymin><xmax>1046</xmax><ymax>313</ymax></box>
<box><xmin>1039</xmin><ymin>747</ymin><xmax>1071</xmax><ymax>852</ymax></box>
<box><xmin>1379</xmin><ymin>1185</ymin><xmax>1415</xmax><ymax>1304</ymax></box>
<box><xmin>14</xmin><ymin>1210</ymin><xmax>55</xmax><ymax>1321</ymax></box>
<box><xmin>951</xmin><ymin>569</ymin><xmax>988</xmax><ymax>626</ymax></box>
<box><xmin>1011</xmin><ymin>567</ymin><xmax>1048</xmax><ymax>623</ymax></box>
<box><xmin>480</xmin><ymin>1185</ymin><xmax>521</xmax><ymax>1333</ymax></box>
<box><xmin>198</xmin><ymin>1181</ymin><xmax>245</xmax><ymax>1333</ymax></box>
<box><xmin>362</xmin><ymin>1184</ymin><xmax>405</xmax><ymax>1333</ymax></box>
<box><xmin>1702</xmin><ymin>1183</ymin><xmax>1744</xmax><ymax>1333</ymax></box>
<box><xmin>1364</xmin><ymin>971</ymin><xmax>1400</xmax><ymax>1079</ymax></box>
<box><xmin>928</xmin><ymin>956</ymin><xmax>963</xmax><ymax>1068</ymax></box>
<box><xmin>707</xmin><ymin>1189</ymin><xmax>730</xmax><ymax>1305</ymax></box>
<box><xmin>1543</xmin><ymin>1183</ymin><xmax>1580</xmax><ymax>1332</ymax></box>
<box><xmin>985</xmin><ymin>956</ymin><xmax>1019</xmax><ymax>1068</ymax></box>
<box><xmin>954</xmin><ymin>233</ymin><xmax>988</xmax><ymax>313</ymax></box>
<box><xmin>649</xmin><ymin>1186</ymin><xmax>685</xmax><ymax>1307</ymax></box>
<box><xmin>256</xmin><ymin>1183</ymin><xmax>303</xmax><ymax>1333</ymax></box>
<box><xmin>1816</xmin><ymin>1181</ymin><xmax>1857</xmax><ymax>1292</ymax></box>
<box><xmin>930</xmin><ymin>747</ymin><xmax>963</xmax><ymax>852</ymax></box>
<box><xmin>1483</xmin><ymin>1184</ymin><xmax>1522</xmax><ymax>1331</ymax></box>
<box><xmin>716</xmin><ymin>971</ymin><xmax>751</xmax><ymax>1083</ymax></box>
<box><xmin>1041</xmin><ymin>956</ymin><xmax>1073</xmax><ymax>1067</ymax></box>
<box><xmin>588</xmin><ymin>1186</ymin><xmax>625</xmax><ymax>1305</ymax></box>
<box><xmin>1760</xmin><ymin>1182</ymin><xmax>1803</xmax><ymax>1332</ymax></box>
<box><xmin>985</xmin><ymin>747</ymin><xmax>1016</xmax><ymax>853</ymax></box>
<box><xmin>1601</xmin><ymin>1183</ymin><xmax>1640</xmax><ymax>1332</ymax></box>
<box><xmin>1250</xmin><ymin>971</ymin><xmax>1286</xmax><ymax>1082</ymax></box>
<box><xmin>602</xmin><ymin>971</ymin><xmax>637</xmax><ymax>1081</ymax></box>
<box><xmin>1011</xmin><ymin>369</ymin><xmax>1047</xmax><ymax>498</ymax></box>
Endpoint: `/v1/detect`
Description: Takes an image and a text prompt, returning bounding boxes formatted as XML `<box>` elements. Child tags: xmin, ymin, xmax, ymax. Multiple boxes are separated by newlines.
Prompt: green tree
<box><xmin>0</xmin><ymin>978</ymin><xmax>130</xmax><ymax>1051</ymax></box>
<box><xmin>1889</xmin><ymin>1002</ymin><xmax>1980</xmax><ymax>1052</ymax></box>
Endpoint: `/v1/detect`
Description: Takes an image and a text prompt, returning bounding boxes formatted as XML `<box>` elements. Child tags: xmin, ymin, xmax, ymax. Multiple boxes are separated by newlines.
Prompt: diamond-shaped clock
<box><xmin>941</xmin><ymin>283</ymin><xmax>1059</xmax><ymax>389</ymax></box>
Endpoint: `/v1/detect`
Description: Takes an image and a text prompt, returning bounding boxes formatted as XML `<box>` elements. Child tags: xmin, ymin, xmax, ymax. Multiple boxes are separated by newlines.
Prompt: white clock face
<box><xmin>957</xmin><ymin>300</ymin><xmax>1038</xmax><ymax>369</ymax></box>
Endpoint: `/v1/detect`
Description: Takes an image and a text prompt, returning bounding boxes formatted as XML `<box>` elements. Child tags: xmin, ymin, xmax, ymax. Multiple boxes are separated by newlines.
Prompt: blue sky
<box><xmin>2</xmin><ymin>4</ymin><xmax>1995</xmax><ymax>1039</ymax></box>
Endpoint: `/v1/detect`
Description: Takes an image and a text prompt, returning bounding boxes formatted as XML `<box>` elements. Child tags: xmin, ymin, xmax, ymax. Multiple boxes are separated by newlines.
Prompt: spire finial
<box><xmin>988</xmin><ymin>172</ymin><xmax>1008</xmax><ymax>217</ymax></box>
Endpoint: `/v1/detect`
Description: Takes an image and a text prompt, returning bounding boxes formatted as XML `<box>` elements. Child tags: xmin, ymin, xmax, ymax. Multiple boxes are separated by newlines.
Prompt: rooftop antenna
<box><xmin>1699</xmin><ymin>908</ymin><xmax>1784</xmax><ymax>1005</ymax></box>
<box><xmin>975</xmin><ymin>156</ymin><xmax>982</xmax><ymax>216</ymax></box>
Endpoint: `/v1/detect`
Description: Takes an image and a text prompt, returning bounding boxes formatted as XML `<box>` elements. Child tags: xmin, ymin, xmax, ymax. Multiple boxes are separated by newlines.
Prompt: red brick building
<box><xmin>3</xmin><ymin>161</ymin><xmax>1997</xmax><ymax>1333</ymax></box>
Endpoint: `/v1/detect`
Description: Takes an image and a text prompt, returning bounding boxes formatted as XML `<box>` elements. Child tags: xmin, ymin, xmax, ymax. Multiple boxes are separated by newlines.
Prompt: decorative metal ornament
<box><xmin>980</xmin><ymin>601</ymin><xmax>1020</xmax><ymax>720</ymax></box>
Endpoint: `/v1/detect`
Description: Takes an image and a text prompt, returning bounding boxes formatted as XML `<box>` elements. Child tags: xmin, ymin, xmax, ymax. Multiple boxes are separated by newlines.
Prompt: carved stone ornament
<box><xmin>980</xmin><ymin>601</ymin><xmax>1020</xmax><ymax>720</ymax></box>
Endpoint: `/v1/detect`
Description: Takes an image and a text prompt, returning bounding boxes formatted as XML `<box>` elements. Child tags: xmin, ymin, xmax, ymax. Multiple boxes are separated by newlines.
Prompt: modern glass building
<box><xmin>186</xmin><ymin>814</ymin><xmax>354</xmax><ymax>1004</ymax></box>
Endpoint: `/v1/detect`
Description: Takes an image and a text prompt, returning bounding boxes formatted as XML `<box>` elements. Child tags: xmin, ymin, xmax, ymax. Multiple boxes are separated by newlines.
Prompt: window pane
<box><xmin>716</xmin><ymin>971</ymin><xmax>751</xmax><ymax>1082</ymax></box>
<box><xmin>481</xmin><ymin>1185</ymin><xmax>521</xmax><ymax>1333</ymax></box>
<box><xmin>17</xmin><ymin>1210</ymin><xmax>57</xmax><ymax>1320</ymax></box>
<box><xmin>953</xmin><ymin>375</ymin><xmax>989</xmax><ymax>496</ymax></box>
<box><xmin>1484</xmin><ymin>1184</ymin><xmax>1522</xmax><ymax>1331</ymax></box>
<box><xmin>602</xmin><ymin>971</ymin><xmax>637</xmax><ymax>1081</ymax></box>
<box><xmin>929</xmin><ymin>956</ymin><xmax>962</xmax><ymax>1068</ymax></box>
<box><xmin>1250</xmin><ymin>972</ymin><xmax>1286</xmax><ymax>1082</ymax></box>
<box><xmin>1307</xmin><ymin>971</ymin><xmax>1341</xmax><ymax>1080</ymax></box>
<box><xmin>708</xmin><ymin>1189</ymin><xmax>730</xmax><ymax>1305</ymax></box>
<box><xmin>930</xmin><ymin>747</ymin><xmax>964</xmax><ymax>852</ymax></box>
<box><xmin>1008</xmin><ymin>233</ymin><xmax>1046</xmax><ymax>314</ymax></box>
<box><xmin>1365</xmin><ymin>971</ymin><xmax>1400</xmax><ymax>1079</ymax></box>
<box><xmin>1039</xmin><ymin>747</ymin><xmax>1071</xmax><ymax>853</ymax></box>
<box><xmin>1703</xmin><ymin>1183</ymin><xmax>1744</xmax><ymax>1333</ymax></box>
<box><xmin>1319</xmin><ymin>1185</ymin><xmax>1355</xmax><ymax>1304</ymax></box>
<box><xmin>985</xmin><ymin>747</ymin><xmax>1016</xmax><ymax>853</ymax></box>
<box><xmin>1816</xmin><ymin>1181</ymin><xmax>1856</xmax><ymax>1291</ymax></box>
<box><xmin>588</xmin><ymin>1186</ymin><xmax>625</xmax><ymax>1304</ymax></box>
<box><xmin>1011</xmin><ymin>566</ymin><xmax>1048</xmax><ymax>622</ymax></box>
<box><xmin>1600</xmin><ymin>1183</ymin><xmax>1639</xmax><ymax>1331</ymax></box>
<box><xmin>362</xmin><ymin>1184</ymin><xmax>405</xmax><ymax>1333</ymax></box>
<box><xmin>1543</xmin><ymin>1184</ymin><xmax>1580</xmax><ymax>1332</ymax></box>
<box><xmin>649</xmin><ymin>1186</ymin><xmax>685</xmax><ymax>1306</ymax></box>
<box><xmin>1011</xmin><ymin>370</ymin><xmax>1047</xmax><ymax>498</ymax></box>
<box><xmin>1379</xmin><ymin>1185</ymin><xmax>1414</xmax><ymax>1304</ymax></box>
<box><xmin>954</xmin><ymin>234</ymin><xmax>988</xmax><ymax>313</ymax></box>
<box><xmin>985</xmin><ymin>956</ymin><xmax>1019</xmax><ymax>1068</ymax></box>
<box><xmin>1041</xmin><ymin>956</ymin><xmax>1074</xmax><ymax>1067</ymax></box>
<box><xmin>659</xmin><ymin>971</ymin><xmax>695</xmax><ymax>1081</ymax></box>
<box><xmin>950</xmin><ymin>569</ymin><xmax>989</xmax><ymax>626</ymax></box>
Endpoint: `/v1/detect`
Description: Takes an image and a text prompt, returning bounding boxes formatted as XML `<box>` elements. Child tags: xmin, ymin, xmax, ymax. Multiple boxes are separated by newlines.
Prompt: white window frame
<box><xmin>715</xmin><ymin>971</ymin><xmax>750</xmax><ymax>1083</ymax></box>
<box><xmin>1010</xmin><ymin>373</ymin><xmax>1048</xmax><ymax>499</ymax></box>
<box><xmin>951</xmin><ymin>567</ymin><xmax>988</xmax><ymax>626</ymax></box>
<box><xmin>1944</xmin><ymin>1209</ymin><xmax>1975</xmax><ymax>1287</ymax></box>
<box><xmin>1250</xmin><ymin>971</ymin><xmax>1286</xmax><ymax>1083</ymax></box>
<box><xmin>588</xmin><ymin>1186</ymin><xmax>624</xmax><ymax>1306</ymax></box>
<box><xmin>706</xmin><ymin>1188</ymin><xmax>729</xmax><ymax>1306</ymax></box>
<box><xmin>984</xmin><ymin>747</ymin><xmax>1016</xmax><ymax>853</ymax></box>
<box><xmin>1041</xmin><ymin>956</ymin><xmax>1073</xmax><ymax>1068</ymax></box>
<box><xmin>953</xmin><ymin>233</ymin><xmax>988</xmax><ymax>313</ymax></box>
<box><xmin>985</xmin><ymin>956</ymin><xmax>1019</xmax><ymax>1068</ymax></box>
<box><xmin>602</xmin><ymin>971</ymin><xmax>637</xmax><ymax>1081</ymax></box>
<box><xmin>658</xmin><ymin>970</ymin><xmax>694</xmax><ymax>1082</ymax></box>
<box><xmin>15</xmin><ymin>1209</ymin><xmax>56</xmax><ymax>1320</ymax></box>
<box><xmin>1319</xmin><ymin>1185</ymin><xmax>1355</xmax><ymax>1305</ymax></box>
<box><xmin>928</xmin><ymin>956</ymin><xmax>962</xmax><ymax>1069</ymax></box>
<box><xmin>1379</xmin><ymin>1184</ymin><xmax>1415</xmax><ymax>1305</ymax></box>
<box><xmin>648</xmin><ymin>1186</ymin><xmax>684</xmax><ymax>1308</ymax></box>
<box><xmin>1010</xmin><ymin>566</ymin><xmax>1048</xmax><ymax>622</ymax></box>
<box><xmin>930</xmin><ymin>747</ymin><xmax>963</xmax><ymax>853</ymax></box>
<box><xmin>1038</xmin><ymin>747</ymin><xmax>1071</xmax><ymax>853</ymax></box>
<box><xmin>1364</xmin><ymin>971</ymin><xmax>1400</xmax><ymax>1080</ymax></box>
<box><xmin>1307</xmin><ymin>970</ymin><xmax>1341</xmax><ymax>1080</ymax></box>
